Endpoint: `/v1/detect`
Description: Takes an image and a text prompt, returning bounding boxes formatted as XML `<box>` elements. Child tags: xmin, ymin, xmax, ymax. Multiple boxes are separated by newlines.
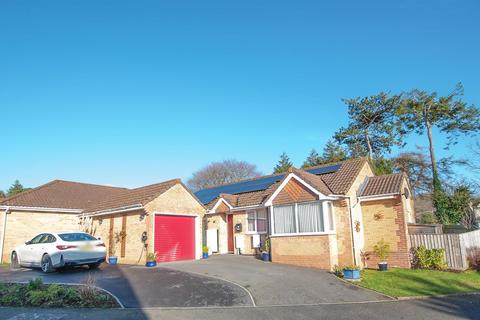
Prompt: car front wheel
<box><xmin>41</xmin><ymin>254</ymin><xmax>55</xmax><ymax>273</ymax></box>
<box><xmin>10</xmin><ymin>251</ymin><xmax>19</xmax><ymax>269</ymax></box>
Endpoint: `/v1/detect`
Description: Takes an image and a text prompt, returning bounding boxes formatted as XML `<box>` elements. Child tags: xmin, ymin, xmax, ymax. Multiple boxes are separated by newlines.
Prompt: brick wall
<box><xmin>1</xmin><ymin>210</ymin><xmax>80</xmax><ymax>263</ymax></box>
<box><xmin>90</xmin><ymin>210</ymin><xmax>147</xmax><ymax>265</ymax></box>
<box><xmin>360</xmin><ymin>197</ymin><xmax>410</xmax><ymax>268</ymax></box>
<box><xmin>230</xmin><ymin>210</ymin><xmax>268</xmax><ymax>255</ymax></box>
<box><xmin>270</xmin><ymin>235</ymin><xmax>333</xmax><ymax>269</ymax></box>
<box><xmin>333</xmin><ymin>199</ymin><xmax>354</xmax><ymax>266</ymax></box>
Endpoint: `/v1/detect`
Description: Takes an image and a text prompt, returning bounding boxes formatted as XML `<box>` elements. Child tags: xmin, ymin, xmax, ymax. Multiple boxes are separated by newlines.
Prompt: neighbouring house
<box><xmin>0</xmin><ymin>179</ymin><xmax>205</xmax><ymax>264</ymax></box>
<box><xmin>196</xmin><ymin>158</ymin><xmax>414</xmax><ymax>270</ymax></box>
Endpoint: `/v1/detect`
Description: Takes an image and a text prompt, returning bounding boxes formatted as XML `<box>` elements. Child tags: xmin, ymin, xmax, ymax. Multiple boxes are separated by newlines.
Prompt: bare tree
<box><xmin>187</xmin><ymin>160</ymin><xmax>262</xmax><ymax>191</ymax></box>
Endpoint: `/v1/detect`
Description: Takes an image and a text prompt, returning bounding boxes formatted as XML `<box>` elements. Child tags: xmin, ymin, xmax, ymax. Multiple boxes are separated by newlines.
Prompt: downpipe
<box><xmin>0</xmin><ymin>206</ymin><xmax>10</xmax><ymax>264</ymax></box>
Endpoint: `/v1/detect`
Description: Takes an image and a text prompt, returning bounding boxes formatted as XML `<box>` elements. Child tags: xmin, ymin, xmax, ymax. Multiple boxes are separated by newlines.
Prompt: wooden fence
<box><xmin>409</xmin><ymin>229</ymin><xmax>480</xmax><ymax>270</ymax></box>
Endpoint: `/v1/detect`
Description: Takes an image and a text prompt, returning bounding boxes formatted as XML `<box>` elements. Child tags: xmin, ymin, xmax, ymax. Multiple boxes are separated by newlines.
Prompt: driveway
<box><xmin>0</xmin><ymin>264</ymin><xmax>251</xmax><ymax>308</ymax></box>
<box><xmin>159</xmin><ymin>254</ymin><xmax>391</xmax><ymax>306</ymax></box>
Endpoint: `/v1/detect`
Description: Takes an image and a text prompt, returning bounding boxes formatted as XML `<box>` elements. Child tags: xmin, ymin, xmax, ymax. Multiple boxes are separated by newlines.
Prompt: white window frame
<box><xmin>270</xmin><ymin>201</ymin><xmax>336</xmax><ymax>237</ymax></box>
<box><xmin>246</xmin><ymin>209</ymin><xmax>267</xmax><ymax>234</ymax></box>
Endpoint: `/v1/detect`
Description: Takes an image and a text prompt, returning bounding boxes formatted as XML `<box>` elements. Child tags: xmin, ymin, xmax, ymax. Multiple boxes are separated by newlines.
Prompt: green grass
<box><xmin>358</xmin><ymin>268</ymin><xmax>480</xmax><ymax>297</ymax></box>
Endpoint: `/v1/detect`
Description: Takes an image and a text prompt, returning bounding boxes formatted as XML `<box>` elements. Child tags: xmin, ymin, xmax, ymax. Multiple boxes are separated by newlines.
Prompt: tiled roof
<box><xmin>82</xmin><ymin>179</ymin><xmax>180</xmax><ymax>213</ymax></box>
<box><xmin>360</xmin><ymin>173</ymin><xmax>405</xmax><ymax>197</ymax></box>
<box><xmin>310</xmin><ymin>158</ymin><xmax>368</xmax><ymax>194</ymax></box>
<box><xmin>202</xmin><ymin>158</ymin><xmax>369</xmax><ymax>211</ymax></box>
<box><xmin>0</xmin><ymin>180</ymin><xmax>127</xmax><ymax>210</ymax></box>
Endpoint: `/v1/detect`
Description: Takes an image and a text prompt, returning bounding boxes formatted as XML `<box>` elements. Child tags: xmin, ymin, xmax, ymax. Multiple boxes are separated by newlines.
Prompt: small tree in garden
<box><xmin>373</xmin><ymin>239</ymin><xmax>390</xmax><ymax>262</ymax></box>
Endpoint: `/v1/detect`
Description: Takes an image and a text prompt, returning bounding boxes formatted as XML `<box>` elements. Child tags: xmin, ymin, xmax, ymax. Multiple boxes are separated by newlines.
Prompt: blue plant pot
<box><xmin>108</xmin><ymin>256</ymin><xmax>118</xmax><ymax>265</ymax></box>
<box><xmin>261</xmin><ymin>252</ymin><xmax>271</xmax><ymax>262</ymax></box>
<box><xmin>343</xmin><ymin>269</ymin><xmax>361</xmax><ymax>280</ymax></box>
<box><xmin>146</xmin><ymin>260</ymin><xmax>157</xmax><ymax>267</ymax></box>
<box><xmin>202</xmin><ymin>252</ymin><xmax>209</xmax><ymax>259</ymax></box>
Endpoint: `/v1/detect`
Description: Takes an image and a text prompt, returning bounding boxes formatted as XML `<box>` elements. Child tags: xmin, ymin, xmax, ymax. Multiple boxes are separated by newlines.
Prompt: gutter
<box><xmin>358</xmin><ymin>193</ymin><xmax>400</xmax><ymax>202</ymax></box>
<box><xmin>0</xmin><ymin>206</ymin><xmax>82</xmax><ymax>214</ymax></box>
<box><xmin>82</xmin><ymin>204</ymin><xmax>144</xmax><ymax>217</ymax></box>
<box><xmin>0</xmin><ymin>206</ymin><xmax>10</xmax><ymax>264</ymax></box>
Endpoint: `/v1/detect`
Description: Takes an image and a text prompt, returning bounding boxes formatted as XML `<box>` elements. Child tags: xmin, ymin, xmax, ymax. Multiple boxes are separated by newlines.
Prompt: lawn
<box><xmin>358</xmin><ymin>268</ymin><xmax>480</xmax><ymax>297</ymax></box>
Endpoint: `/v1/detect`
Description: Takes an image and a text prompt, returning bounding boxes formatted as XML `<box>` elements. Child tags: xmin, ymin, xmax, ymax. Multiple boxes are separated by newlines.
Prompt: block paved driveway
<box><xmin>159</xmin><ymin>254</ymin><xmax>390</xmax><ymax>306</ymax></box>
<box><xmin>0</xmin><ymin>255</ymin><xmax>389</xmax><ymax>308</ymax></box>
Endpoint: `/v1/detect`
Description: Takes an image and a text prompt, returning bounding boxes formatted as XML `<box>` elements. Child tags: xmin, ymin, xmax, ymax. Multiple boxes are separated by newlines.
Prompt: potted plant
<box><xmin>373</xmin><ymin>239</ymin><xmax>390</xmax><ymax>271</ymax></box>
<box><xmin>343</xmin><ymin>265</ymin><xmax>361</xmax><ymax>280</ymax></box>
<box><xmin>261</xmin><ymin>238</ymin><xmax>271</xmax><ymax>262</ymax></box>
<box><xmin>108</xmin><ymin>230</ymin><xmax>126</xmax><ymax>265</ymax></box>
<box><xmin>146</xmin><ymin>252</ymin><xmax>158</xmax><ymax>267</ymax></box>
<box><xmin>202</xmin><ymin>246</ymin><xmax>209</xmax><ymax>259</ymax></box>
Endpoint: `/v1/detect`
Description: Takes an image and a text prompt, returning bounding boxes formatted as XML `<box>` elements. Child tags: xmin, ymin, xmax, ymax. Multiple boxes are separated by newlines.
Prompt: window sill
<box><xmin>245</xmin><ymin>231</ymin><xmax>267</xmax><ymax>235</ymax></box>
<box><xmin>270</xmin><ymin>232</ymin><xmax>336</xmax><ymax>237</ymax></box>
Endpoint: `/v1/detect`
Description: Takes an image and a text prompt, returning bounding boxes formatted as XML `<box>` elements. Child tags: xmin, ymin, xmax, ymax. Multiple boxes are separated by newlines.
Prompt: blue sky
<box><xmin>1</xmin><ymin>0</ymin><xmax>479</xmax><ymax>191</ymax></box>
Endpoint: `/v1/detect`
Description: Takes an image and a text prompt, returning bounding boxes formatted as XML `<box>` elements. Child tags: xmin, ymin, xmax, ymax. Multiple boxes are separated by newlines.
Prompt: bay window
<box><xmin>272</xmin><ymin>201</ymin><xmax>335</xmax><ymax>235</ymax></box>
<box><xmin>247</xmin><ymin>209</ymin><xmax>267</xmax><ymax>233</ymax></box>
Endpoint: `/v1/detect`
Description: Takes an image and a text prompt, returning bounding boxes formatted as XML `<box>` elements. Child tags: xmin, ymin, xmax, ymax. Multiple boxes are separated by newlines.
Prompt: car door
<box><xmin>30</xmin><ymin>234</ymin><xmax>53</xmax><ymax>266</ymax></box>
<box><xmin>20</xmin><ymin>234</ymin><xmax>44</xmax><ymax>265</ymax></box>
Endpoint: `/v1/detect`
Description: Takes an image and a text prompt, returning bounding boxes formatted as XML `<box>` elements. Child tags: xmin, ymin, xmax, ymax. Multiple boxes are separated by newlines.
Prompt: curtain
<box><xmin>326</xmin><ymin>202</ymin><xmax>334</xmax><ymax>231</ymax></box>
<box><xmin>256</xmin><ymin>210</ymin><xmax>267</xmax><ymax>233</ymax></box>
<box><xmin>298</xmin><ymin>202</ymin><xmax>324</xmax><ymax>233</ymax></box>
<box><xmin>247</xmin><ymin>211</ymin><xmax>256</xmax><ymax>232</ymax></box>
<box><xmin>273</xmin><ymin>205</ymin><xmax>296</xmax><ymax>234</ymax></box>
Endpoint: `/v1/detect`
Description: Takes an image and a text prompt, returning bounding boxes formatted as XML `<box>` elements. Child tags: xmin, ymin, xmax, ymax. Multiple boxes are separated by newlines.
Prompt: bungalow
<box><xmin>0</xmin><ymin>158</ymin><xmax>413</xmax><ymax>270</ymax></box>
<box><xmin>0</xmin><ymin>179</ymin><xmax>205</xmax><ymax>264</ymax></box>
<box><xmin>197</xmin><ymin>158</ymin><xmax>414</xmax><ymax>270</ymax></box>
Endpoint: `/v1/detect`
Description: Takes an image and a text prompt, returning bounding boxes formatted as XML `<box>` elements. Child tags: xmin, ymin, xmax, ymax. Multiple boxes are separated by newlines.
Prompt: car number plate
<box><xmin>80</xmin><ymin>244</ymin><xmax>94</xmax><ymax>251</ymax></box>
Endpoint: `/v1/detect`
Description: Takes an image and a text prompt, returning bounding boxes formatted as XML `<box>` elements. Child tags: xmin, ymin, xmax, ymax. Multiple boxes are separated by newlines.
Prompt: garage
<box><xmin>154</xmin><ymin>214</ymin><xmax>196</xmax><ymax>262</ymax></box>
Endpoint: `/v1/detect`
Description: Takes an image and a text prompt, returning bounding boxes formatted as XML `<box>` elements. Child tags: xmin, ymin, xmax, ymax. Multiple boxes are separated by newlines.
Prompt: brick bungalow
<box><xmin>198</xmin><ymin>158</ymin><xmax>414</xmax><ymax>270</ymax></box>
<box><xmin>0</xmin><ymin>179</ymin><xmax>205</xmax><ymax>264</ymax></box>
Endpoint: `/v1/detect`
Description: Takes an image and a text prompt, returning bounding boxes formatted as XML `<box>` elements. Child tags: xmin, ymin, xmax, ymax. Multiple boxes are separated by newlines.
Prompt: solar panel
<box><xmin>305</xmin><ymin>164</ymin><xmax>341</xmax><ymax>175</ymax></box>
<box><xmin>195</xmin><ymin>174</ymin><xmax>285</xmax><ymax>204</ymax></box>
<box><xmin>195</xmin><ymin>164</ymin><xmax>341</xmax><ymax>204</ymax></box>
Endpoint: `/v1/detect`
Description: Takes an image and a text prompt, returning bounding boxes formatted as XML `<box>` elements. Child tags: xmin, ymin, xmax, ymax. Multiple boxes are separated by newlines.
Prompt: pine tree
<box><xmin>322</xmin><ymin>140</ymin><xmax>347</xmax><ymax>163</ymax></box>
<box><xmin>273</xmin><ymin>152</ymin><xmax>293</xmax><ymax>173</ymax></box>
<box><xmin>302</xmin><ymin>149</ymin><xmax>322</xmax><ymax>168</ymax></box>
<box><xmin>7</xmin><ymin>180</ymin><xmax>26</xmax><ymax>197</ymax></box>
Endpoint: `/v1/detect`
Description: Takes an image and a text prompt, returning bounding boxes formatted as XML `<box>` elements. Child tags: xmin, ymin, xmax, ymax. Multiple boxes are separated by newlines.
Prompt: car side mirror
<box><xmin>97</xmin><ymin>237</ymin><xmax>102</xmax><ymax>240</ymax></box>
<box><xmin>25</xmin><ymin>241</ymin><xmax>31</xmax><ymax>245</ymax></box>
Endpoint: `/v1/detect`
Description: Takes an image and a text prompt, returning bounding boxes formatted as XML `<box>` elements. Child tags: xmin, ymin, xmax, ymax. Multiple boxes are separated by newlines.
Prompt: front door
<box><xmin>227</xmin><ymin>214</ymin><xmax>234</xmax><ymax>252</ymax></box>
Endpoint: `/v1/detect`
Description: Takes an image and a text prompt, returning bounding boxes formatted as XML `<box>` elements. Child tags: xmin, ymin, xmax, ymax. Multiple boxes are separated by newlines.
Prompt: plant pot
<box><xmin>378</xmin><ymin>262</ymin><xmax>388</xmax><ymax>271</ymax></box>
<box><xmin>343</xmin><ymin>269</ymin><xmax>361</xmax><ymax>280</ymax></box>
<box><xmin>146</xmin><ymin>260</ymin><xmax>157</xmax><ymax>267</ymax></box>
<box><xmin>202</xmin><ymin>252</ymin><xmax>209</xmax><ymax>259</ymax></box>
<box><xmin>261</xmin><ymin>252</ymin><xmax>271</xmax><ymax>262</ymax></box>
<box><xmin>108</xmin><ymin>256</ymin><xmax>118</xmax><ymax>265</ymax></box>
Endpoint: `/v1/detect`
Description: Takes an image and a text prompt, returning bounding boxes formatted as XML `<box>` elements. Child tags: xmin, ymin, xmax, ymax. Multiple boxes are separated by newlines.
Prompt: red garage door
<box><xmin>154</xmin><ymin>215</ymin><xmax>195</xmax><ymax>262</ymax></box>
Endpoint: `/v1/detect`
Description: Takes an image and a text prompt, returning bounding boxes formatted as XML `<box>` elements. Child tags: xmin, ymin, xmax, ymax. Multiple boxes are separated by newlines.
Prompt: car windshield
<box><xmin>58</xmin><ymin>233</ymin><xmax>96</xmax><ymax>242</ymax></box>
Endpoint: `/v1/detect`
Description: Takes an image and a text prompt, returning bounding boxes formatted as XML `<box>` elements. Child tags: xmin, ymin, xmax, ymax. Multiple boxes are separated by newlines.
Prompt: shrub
<box><xmin>262</xmin><ymin>238</ymin><xmax>270</xmax><ymax>252</ymax></box>
<box><xmin>78</xmin><ymin>274</ymin><xmax>99</xmax><ymax>306</ymax></box>
<box><xmin>413</xmin><ymin>246</ymin><xmax>446</xmax><ymax>270</ymax></box>
<box><xmin>333</xmin><ymin>265</ymin><xmax>344</xmax><ymax>277</ymax></box>
<box><xmin>373</xmin><ymin>239</ymin><xmax>391</xmax><ymax>262</ymax></box>
<box><xmin>26</xmin><ymin>290</ymin><xmax>47</xmax><ymax>306</ymax></box>
<box><xmin>343</xmin><ymin>265</ymin><xmax>361</xmax><ymax>271</ymax></box>
<box><xmin>146</xmin><ymin>251</ymin><xmax>158</xmax><ymax>261</ymax></box>
<box><xmin>27</xmin><ymin>278</ymin><xmax>44</xmax><ymax>291</ymax></box>
<box><xmin>467</xmin><ymin>248</ymin><xmax>480</xmax><ymax>271</ymax></box>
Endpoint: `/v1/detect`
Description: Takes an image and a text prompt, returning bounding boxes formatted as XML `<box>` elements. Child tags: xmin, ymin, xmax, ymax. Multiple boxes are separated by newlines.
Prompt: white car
<box><xmin>11</xmin><ymin>232</ymin><xmax>106</xmax><ymax>273</ymax></box>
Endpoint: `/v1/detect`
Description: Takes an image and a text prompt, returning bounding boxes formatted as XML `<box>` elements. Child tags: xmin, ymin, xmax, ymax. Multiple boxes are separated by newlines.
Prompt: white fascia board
<box><xmin>0</xmin><ymin>206</ymin><xmax>82</xmax><ymax>214</ymax></box>
<box><xmin>264</xmin><ymin>173</ymin><xmax>328</xmax><ymax>206</ymax></box>
<box><xmin>83</xmin><ymin>204</ymin><xmax>144</xmax><ymax>217</ymax></box>
<box><xmin>208</xmin><ymin>198</ymin><xmax>233</xmax><ymax>214</ymax></box>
